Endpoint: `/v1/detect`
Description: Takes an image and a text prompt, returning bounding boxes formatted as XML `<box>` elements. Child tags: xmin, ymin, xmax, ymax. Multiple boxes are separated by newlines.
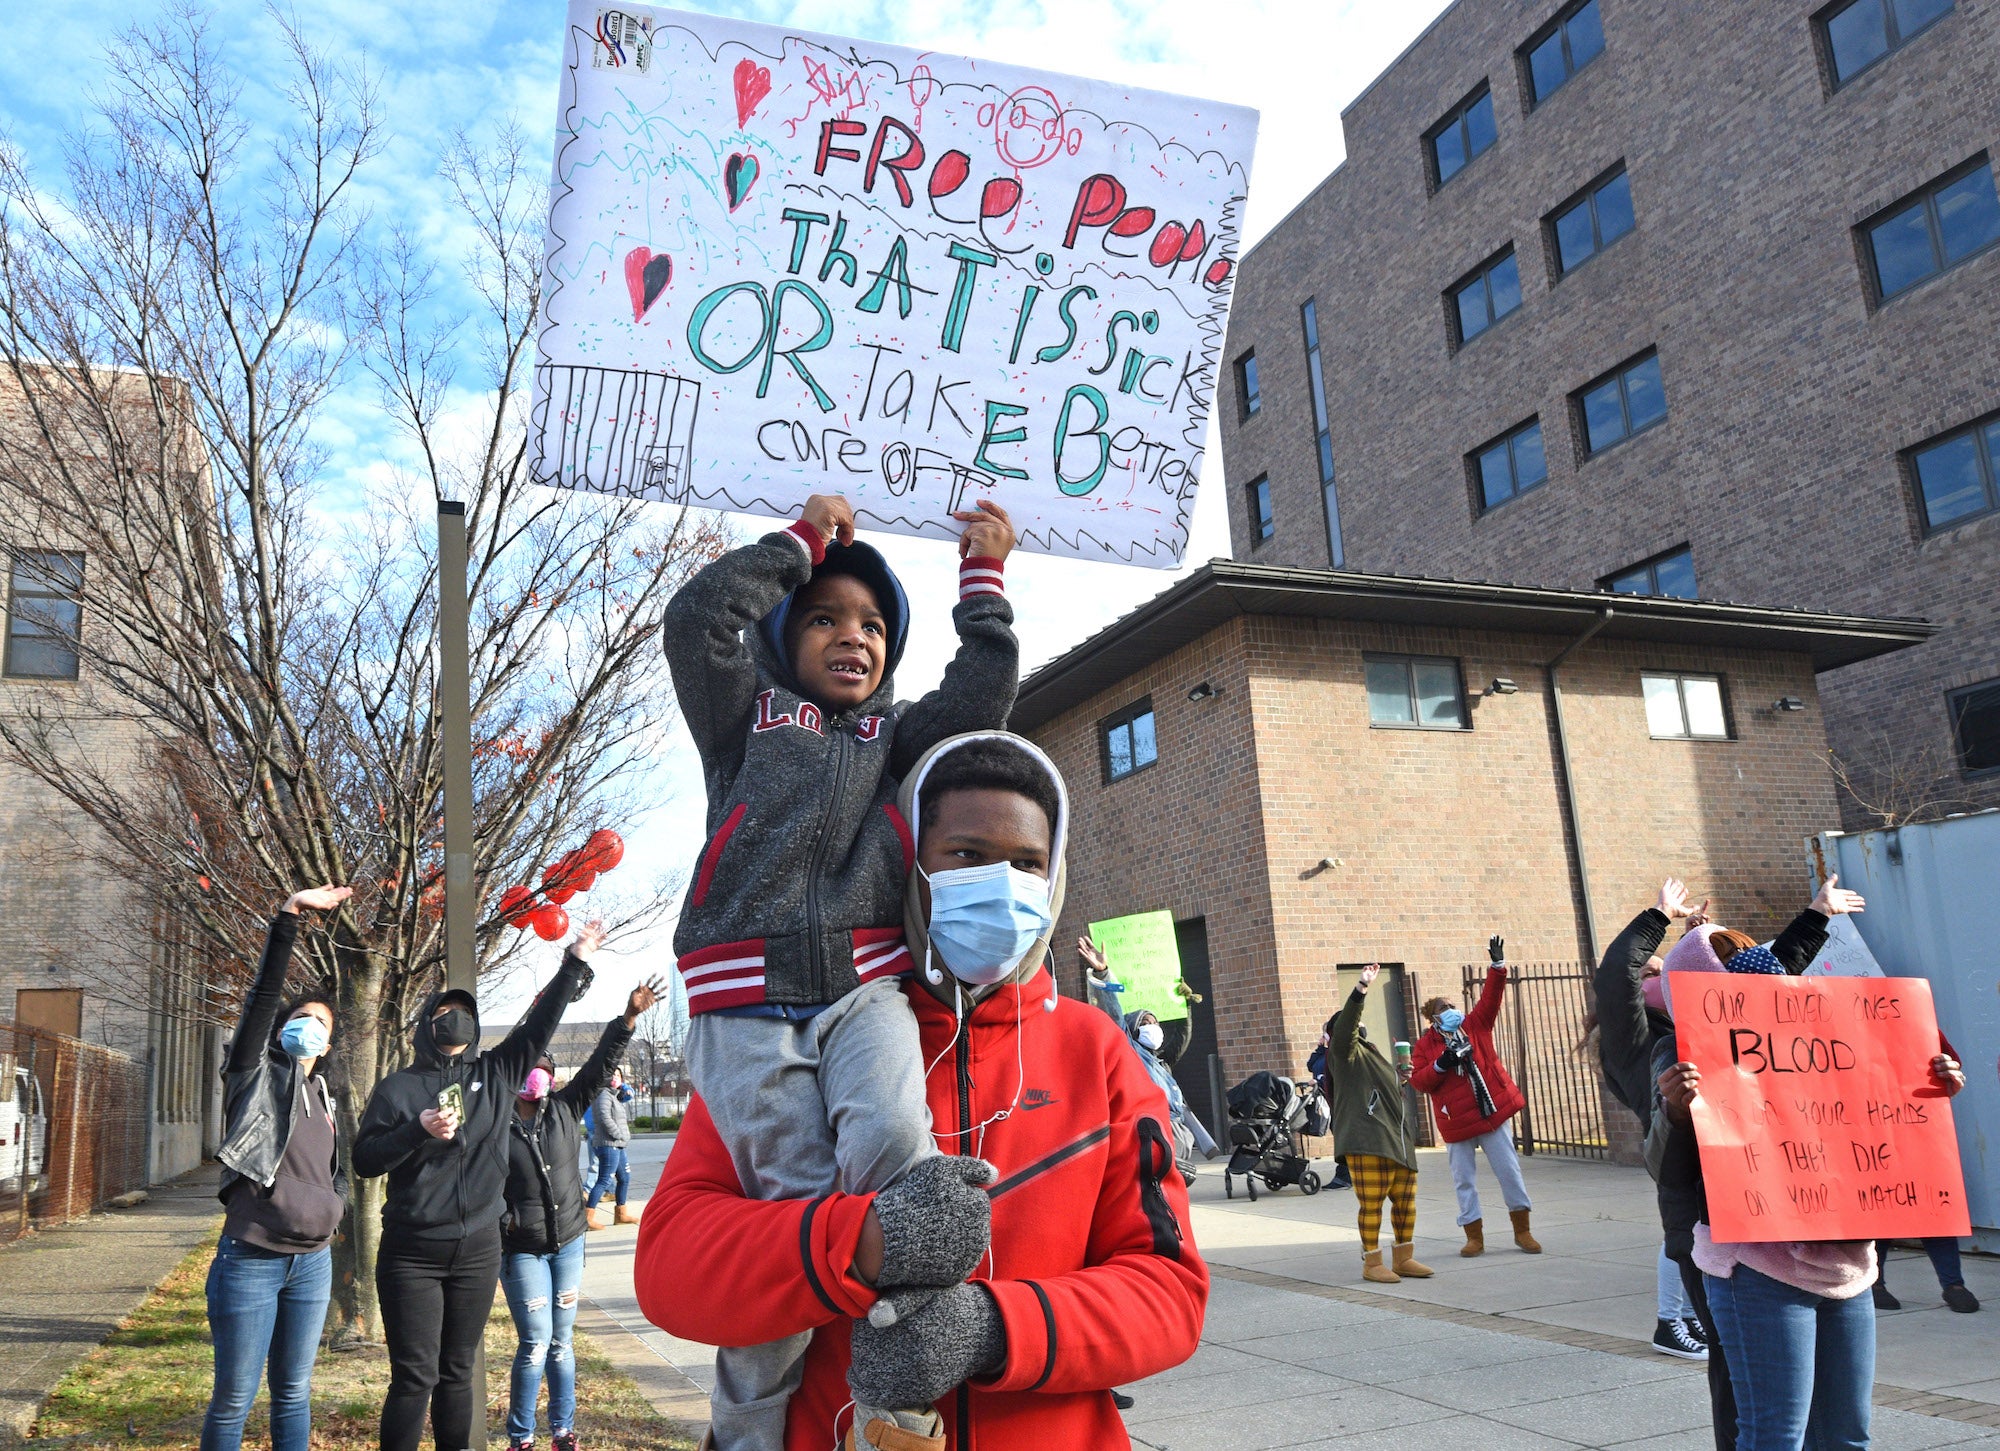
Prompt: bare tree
<box><xmin>0</xmin><ymin>6</ymin><xmax>718</xmax><ymax>1336</ymax></box>
<box><xmin>1824</xmin><ymin>728</ymin><xmax>1978</xmax><ymax>830</ymax></box>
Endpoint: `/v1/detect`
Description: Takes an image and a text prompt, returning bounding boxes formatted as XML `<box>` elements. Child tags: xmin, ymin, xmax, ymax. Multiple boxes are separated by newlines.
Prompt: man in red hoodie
<box><xmin>635</xmin><ymin>732</ymin><xmax>1208</xmax><ymax>1450</ymax></box>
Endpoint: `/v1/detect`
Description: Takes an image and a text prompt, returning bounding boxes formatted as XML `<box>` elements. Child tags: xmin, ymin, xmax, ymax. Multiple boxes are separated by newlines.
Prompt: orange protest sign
<box><xmin>1675</xmin><ymin>972</ymin><xmax>1969</xmax><ymax>1243</ymax></box>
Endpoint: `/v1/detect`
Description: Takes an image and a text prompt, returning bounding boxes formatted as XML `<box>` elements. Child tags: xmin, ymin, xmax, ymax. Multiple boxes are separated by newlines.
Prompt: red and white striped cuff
<box><xmin>785</xmin><ymin>519</ymin><xmax>828</xmax><ymax>565</ymax></box>
<box><xmin>959</xmin><ymin>555</ymin><xmax>1005</xmax><ymax>601</ymax></box>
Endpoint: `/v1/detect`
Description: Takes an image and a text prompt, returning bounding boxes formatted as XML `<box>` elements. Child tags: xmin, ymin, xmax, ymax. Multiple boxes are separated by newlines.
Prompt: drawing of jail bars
<box><xmin>532</xmin><ymin>365</ymin><xmax>700</xmax><ymax>502</ymax></box>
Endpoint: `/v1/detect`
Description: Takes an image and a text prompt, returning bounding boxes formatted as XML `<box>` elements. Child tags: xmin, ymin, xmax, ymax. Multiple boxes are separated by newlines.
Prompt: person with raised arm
<box><xmin>204</xmin><ymin>885</ymin><xmax>353</xmax><ymax>1451</ymax></box>
<box><xmin>354</xmin><ymin>923</ymin><xmax>598</xmax><ymax>1451</ymax></box>
<box><xmin>1322</xmin><ymin>963</ymin><xmax>1430</xmax><ymax>1284</ymax></box>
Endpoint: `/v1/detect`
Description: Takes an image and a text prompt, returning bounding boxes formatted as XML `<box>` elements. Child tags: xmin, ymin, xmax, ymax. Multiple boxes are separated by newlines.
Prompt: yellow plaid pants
<box><xmin>1347</xmin><ymin>1152</ymin><xmax>1416</xmax><ymax>1253</ymax></box>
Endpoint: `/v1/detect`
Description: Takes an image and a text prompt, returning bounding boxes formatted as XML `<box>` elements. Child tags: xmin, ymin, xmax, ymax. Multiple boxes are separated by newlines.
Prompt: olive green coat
<box><xmin>1320</xmin><ymin>986</ymin><xmax>1417</xmax><ymax>1170</ymax></box>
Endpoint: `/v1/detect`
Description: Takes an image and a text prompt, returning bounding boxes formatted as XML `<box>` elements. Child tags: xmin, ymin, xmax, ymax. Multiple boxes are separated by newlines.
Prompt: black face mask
<box><xmin>432</xmin><ymin>1007</ymin><xmax>477</xmax><ymax>1048</ymax></box>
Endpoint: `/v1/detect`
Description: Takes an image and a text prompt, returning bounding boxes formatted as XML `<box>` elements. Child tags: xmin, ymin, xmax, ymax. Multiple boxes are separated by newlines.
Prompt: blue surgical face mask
<box><xmin>1437</xmin><ymin>1009</ymin><xmax>1466</xmax><ymax>1034</ymax></box>
<box><xmin>281</xmin><ymin>1014</ymin><xmax>331</xmax><ymax>1060</ymax></box>
<box><xmin>924</xmin><ymin>860</ymin><xmax>1053</xmax><ymax>986</ymax></box>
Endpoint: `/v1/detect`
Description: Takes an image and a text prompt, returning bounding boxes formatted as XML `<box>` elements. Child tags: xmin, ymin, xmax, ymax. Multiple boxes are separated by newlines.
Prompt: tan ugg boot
<box><xmin>846</xmin><ymin>1414</ymin><xmax>946</xmax><ymax>1450</ymax></box>
<box><xmin>1460</xmin><ymin>1219</ymin><xmax>1485</xmax><ymax>1257</ymax></box>
<box><xmin>1393</xmin><ymin>1242</ymin><xmax>1435</xmax><ymax>1278</ymax></box>
<box><xmin>1511</xmin><ymin>1208</ymin><xmax>1542</xmax><ymax>1253</ymax></box>
<box><xmin>1362</xmin><ymin>1249</ymin><xmax>1401</xmax><ymax>1284</ymax></box>
<box><xmin>585</xmin><ymin>1206</ymin><xmax>612</xmax><ymax>1231</ymax></box>
<box><xmin>616</xmin><ymin>1203</ymin><xmax>643</xmax><ymax>1225</ymax></box>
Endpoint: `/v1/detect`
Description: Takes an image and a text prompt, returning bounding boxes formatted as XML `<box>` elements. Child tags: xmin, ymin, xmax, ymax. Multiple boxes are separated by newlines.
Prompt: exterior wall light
<box><xmin>1187</xmin><ymin>681</ymin><xmax>1222</xmax><ymax>702</ymax></box>
<box><xmin>1775</xmin><ymin>696</ymin><xmax>1806</xmax><ymax>712</ymax></box>
<box><xmin>1483</xmin><ymin>678</ymin><xmax>1520</xmax><ymax>696</ymax></box>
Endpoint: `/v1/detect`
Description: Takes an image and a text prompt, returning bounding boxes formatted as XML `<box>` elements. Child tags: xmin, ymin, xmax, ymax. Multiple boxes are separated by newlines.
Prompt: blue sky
<box><xmin>0</xmin><ymin>0</ymin><xmax>1453</xmax><ymax>1028</ymax></box>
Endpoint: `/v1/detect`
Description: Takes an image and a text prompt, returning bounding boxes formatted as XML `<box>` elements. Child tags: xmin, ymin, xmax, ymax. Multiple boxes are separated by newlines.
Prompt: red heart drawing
<box><xmin>733</xmin><ymin>58</ymin><xmax>772</xmax><ymax>128</ymax></box>
<box><xmin>624</xmin><ymin>246</ymin><xmax>672</xmax><ymax>322</ymax></box>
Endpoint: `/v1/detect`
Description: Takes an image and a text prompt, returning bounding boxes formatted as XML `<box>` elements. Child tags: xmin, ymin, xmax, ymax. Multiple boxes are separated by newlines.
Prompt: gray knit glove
<box><xmin>873</xmin><ymin>1155</ymin><xmax>996</xmax><ymax>1291</ymax></box>
<box><xmin>848</xmin><ymin>1284</ymin><xmax>1006</xmax><ymax>1411</ymax></box>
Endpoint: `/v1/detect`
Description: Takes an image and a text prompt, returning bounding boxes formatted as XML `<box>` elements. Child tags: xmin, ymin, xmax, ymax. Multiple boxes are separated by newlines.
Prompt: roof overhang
<box><xmin>1010</xmin><ymin>560</ymin><xmax>1936</xmax><ymax>732</ymax></box>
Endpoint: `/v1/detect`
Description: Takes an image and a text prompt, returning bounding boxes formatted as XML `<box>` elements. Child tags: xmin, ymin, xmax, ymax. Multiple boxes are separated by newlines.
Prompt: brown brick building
<box><xmin>1217</xmin><ymin>0</ymin><xmax>2000</xmax><ymax>826</ymax></box>
<box><xmin>1013</xmin><ymin>562</ymin><xmax>1927</xmax><ymax>1150</ymax></box>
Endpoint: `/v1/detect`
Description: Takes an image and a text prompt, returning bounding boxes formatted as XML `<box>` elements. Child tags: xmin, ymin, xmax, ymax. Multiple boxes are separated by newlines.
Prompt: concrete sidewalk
<box><xmin>0</xmin><ymin>1163</ymin><xmax>222</xmax><ymax>1438</ymax></box>
<box><xmin>605</xmin><ymin>1135</ymin><xmax>2000</xmax><ymax>1449</ymax></box>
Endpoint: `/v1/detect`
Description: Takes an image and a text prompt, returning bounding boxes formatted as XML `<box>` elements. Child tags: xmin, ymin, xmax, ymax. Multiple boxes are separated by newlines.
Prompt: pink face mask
<box><xmin>519</xmin><ymin>1068</ymin><xmax>553</xmax><ymax>1101</ymax></box>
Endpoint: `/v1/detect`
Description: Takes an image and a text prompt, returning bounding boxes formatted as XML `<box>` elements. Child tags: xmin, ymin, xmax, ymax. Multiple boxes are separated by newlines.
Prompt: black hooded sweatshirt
<box><xmin>353</xmin><ymin>952</ymin><xmax>585</xmax><ymax>1242</ymax></box>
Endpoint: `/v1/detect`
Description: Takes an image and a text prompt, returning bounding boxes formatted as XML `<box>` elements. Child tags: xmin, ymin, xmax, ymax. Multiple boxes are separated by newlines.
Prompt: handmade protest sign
<box><xmin>531</xmin><ymin>2</ymin><xmax>1258</xmax><ymax>566</ymax></box>
<box><xmin>1088</xmin><ymin>910</ymin><xmax>1185</xmax><ymax>1022</ymax></box>
<box><xmin>1676</xmin><ymin>972</ymin><xmax>1969</xmax><ymax>1242</ymax></box>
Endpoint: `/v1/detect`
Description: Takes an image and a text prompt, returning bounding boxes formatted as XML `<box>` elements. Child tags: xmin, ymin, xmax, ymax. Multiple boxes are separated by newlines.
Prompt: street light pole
<box><xmin>436</xmin><ymin>500</ymin><xmax>487</xmax><ymax>1450</ymax></box>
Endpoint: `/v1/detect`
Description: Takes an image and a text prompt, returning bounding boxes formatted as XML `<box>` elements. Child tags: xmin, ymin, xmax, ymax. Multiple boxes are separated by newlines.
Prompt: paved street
<box><xmin>592</xmin><ymin>1135</ymin><xmax>2000</xmax><ymax>1449</ymax></box>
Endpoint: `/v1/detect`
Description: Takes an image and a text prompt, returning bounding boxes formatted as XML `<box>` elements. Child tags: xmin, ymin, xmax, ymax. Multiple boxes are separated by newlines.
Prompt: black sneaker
<box><xmin>1873</xmin><ymin>1281</ymin><xmax>1901</xmax><ymax>1311</ymax></box>
<box><xmin>1679</xmin><ymin>1316</ymin><xmax>1710</xmax><ymax>1347</ymax></box>
<box><xmin>1112</xmin><ymin>1391</ymin><xmax>1136</xmax><ymax>1410</ymax></box>
<box><xmin>1943</xmin><ymin>1283</ymin><xmax>1980</xmax><ymax>1313</ymax></box>
<box><xmin>1652</xmin><ymin>1318</ymin><xmax>1707</xmax><ymax>1360</ymax></box>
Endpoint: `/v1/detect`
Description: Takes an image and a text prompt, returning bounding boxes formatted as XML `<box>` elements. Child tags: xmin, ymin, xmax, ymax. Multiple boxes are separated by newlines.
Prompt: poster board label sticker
<box><xmin>1087</xmin><ymin>910</ymin><xmax>1184</xmax><ymax>1023</ymax></box>
<box><xmin>1676</xmin><ymin>972</ymin><xmax>1969</xmax><ymax>1243</ymax></box>
<box><xmin>532</xmin><ymin>1</ymin><xmax>1259</xmax><ymax>567</ymax></box>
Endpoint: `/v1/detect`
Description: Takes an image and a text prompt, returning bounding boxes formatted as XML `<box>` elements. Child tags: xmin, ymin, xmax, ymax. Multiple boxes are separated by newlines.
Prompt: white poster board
<box><xmin>1794</xmin><ymin>914</ymin><xmax>1887</xmax><ymax>978</ymax></box>
<box><xmin>531</xmin><ymin>3</ymin><xmax>1258</xmax><ymax>567</ymax></box>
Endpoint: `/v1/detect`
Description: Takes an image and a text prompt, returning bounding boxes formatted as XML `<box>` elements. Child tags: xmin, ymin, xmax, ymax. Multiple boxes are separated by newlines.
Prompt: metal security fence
<box><xmin>0</xmin><ymin>1022</ymin><xmax>150</xmax><ymax>1243</ymax></box>
<box><xmin>1458</xmin><ymin>962</ymin><xmax>1609</xmax><ymax>1161</ymax></box>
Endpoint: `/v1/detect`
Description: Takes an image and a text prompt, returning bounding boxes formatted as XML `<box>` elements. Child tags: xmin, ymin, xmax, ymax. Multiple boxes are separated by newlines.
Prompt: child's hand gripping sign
<box><xmin>1673</xmin><ymin>972</ymin><xmax>1970</xmax><ymax>1242</ymax></box>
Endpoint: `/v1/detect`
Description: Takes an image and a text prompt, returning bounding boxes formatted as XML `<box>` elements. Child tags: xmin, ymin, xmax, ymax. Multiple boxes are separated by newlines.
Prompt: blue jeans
<box><xmin>586</xmin><ymin>1145</ymin><xmax>629</xmax><ymax>1208</ymax></box>
<box><xmin>1705</xmin><ymin>1265</ymin><xmax>1874</xmax><ymax>1451</ymax></box>
<box><xmin>202</xmin><ymin>1236</ymin><xmax>332</xmax><ymax>1451</ymax></box>
<box><xmin>501</xmin><ymin>1235</ymin><xmax>587</xmax><ymax>1440</ymax></box>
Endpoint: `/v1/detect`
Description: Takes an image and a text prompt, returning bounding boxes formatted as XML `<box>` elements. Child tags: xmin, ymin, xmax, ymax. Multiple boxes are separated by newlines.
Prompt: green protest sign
<box><xmin>1087</xmin><ymin>910</ymin><xmax>1186</xmax><ymax>1022</ymax></box>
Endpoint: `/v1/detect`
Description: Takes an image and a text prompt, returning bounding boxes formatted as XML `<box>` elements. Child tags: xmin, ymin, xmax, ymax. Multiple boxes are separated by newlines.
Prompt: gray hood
<box><xmin>897</xmin><ymin>731</ymin><xmax>1069</xmax><ymax>1003</ymax></box>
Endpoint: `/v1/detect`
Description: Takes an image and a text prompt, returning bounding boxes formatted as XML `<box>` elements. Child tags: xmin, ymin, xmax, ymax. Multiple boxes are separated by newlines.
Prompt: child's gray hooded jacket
<box><xmin>662</xmin><ymin>521</ymin><xmax>1016</xmax><ymax>1014</ymax></box>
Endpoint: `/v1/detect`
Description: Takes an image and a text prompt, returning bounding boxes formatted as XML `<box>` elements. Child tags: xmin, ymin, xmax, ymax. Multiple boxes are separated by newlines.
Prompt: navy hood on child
<box><xmin>757</xmin><ymin>538</ymin><xmax>912</xmax><ymax>683</ymax></box>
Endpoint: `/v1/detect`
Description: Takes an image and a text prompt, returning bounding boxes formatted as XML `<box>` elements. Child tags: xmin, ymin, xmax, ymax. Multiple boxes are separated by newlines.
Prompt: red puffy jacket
<box><xmin>1410</xmin><ymin>965</ymin><xmax>1526</xmax><ymax>1143</ymax></box>
<box><xmin>633</xmin><ymin>969</ymin><xmax>1209</xmax><ymax>1450</ymax></box>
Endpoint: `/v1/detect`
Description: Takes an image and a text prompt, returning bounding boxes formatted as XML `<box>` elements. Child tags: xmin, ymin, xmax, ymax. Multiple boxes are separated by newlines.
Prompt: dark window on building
<box><xmin>1451</xmin><ymin>248</ymin><xmax>1523</xmax><ymax>347</ymax></box>
<box><xmin>1365</xmin><ymin>654</ymin><xmax>1468</xmax><ymax>729</ymax></box>
<box><xmin>1472</xmin><ymin>419</ymin><xmax>1549</xmax><ymax>512</ymax></box>
<box><xmin>1301</xmin><ymin>299</ymin><xmax>1344</xmax><ymax>567</ymax></box>
<box><xmin>1643</xmin><ymin>672</ymin><xmax>1731</xmax><ymax>739</ymax></box>
<box><xmin>4</xmin><ymin>550</ymin><xmax>83</xmax><ymax>680</ymax></box>
<box><xmin>1909</xmin><ymin>411</ymin><xmax>2000</xmax><ymax>532</ymax></box>
<box><xmin>1820</xmin><ymin>0</ymin><xmax>1953</xmax><ymax>86</ymax></box>
<box><xmin>1602</xmin><ymin>545</ymin><xmax>1697</xmax><ymax>599</ymax></box>
<box><xmin>1577</xmin><ymin>350</ymin><xmax>1667</xmax><ymax>455</ymax></box>
<box><xmin>1524</xmin><ymin>0</ymin><xmax>1606</xmax><ymax>105</ymax></box>
<box><xmin>1248</xmin><ymin>475</ymin><xmax>1275</xmax><ymax>545</ymax></box>
<box><xmin>1237</xmin><ymin>351</ymin><xmax>1261</xmax><ymax>419</ymax></box>
<box><xmin>1427</xmin><ymin>85</ymin><xmax>1498</xmax><ymax>190</ymax></box>
<box><xmin>1950</xmin><ymin>678</ymin><xmax>2000</xmax><ymax>774</ymax></box>
<box><xmin>1863</xmin><ymin>158</ymin><xmax>2000</xmax><ymax>303</ymax></box>
<box><xmin>1550</xmin><ymin>165</ymin><xmax>1636</xmax><ymax>275</ymax></box>
<box><xmin>1101</xmin><ymin>698</ymin><xmax>1158</xmax><ymax>783</ymax></box>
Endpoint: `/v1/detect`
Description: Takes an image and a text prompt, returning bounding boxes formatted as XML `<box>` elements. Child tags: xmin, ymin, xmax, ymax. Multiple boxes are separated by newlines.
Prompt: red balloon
<box><xmin>499</xmin><ymin>885</ymin><xmax>535</xmax><ymax>928</ymax></box>
<box><xmin>586</xmin><ymin>829</ymin><xmax>625</xmax><ymax>873</ymax></box>
<box><xmin>570</xmin><ymin>867</ymin><xmax>598</xmax><ymax>893</ymax></box>
<box><xmin>543</xmin><ymin>855</ymin><xmax>579</xmax><ymax>903</ymax></box>
<box><xmin>532</xmin><ymin>904</ymin><xmax>569</xmax><ymax>941</ymax></box>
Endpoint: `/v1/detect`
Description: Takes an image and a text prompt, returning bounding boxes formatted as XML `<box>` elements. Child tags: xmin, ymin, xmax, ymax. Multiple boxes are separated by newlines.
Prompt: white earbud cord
<box><xmin>917</xmin><ymin>965</ymin><xmax>1031</xmax><ymax>1281</ymax></box>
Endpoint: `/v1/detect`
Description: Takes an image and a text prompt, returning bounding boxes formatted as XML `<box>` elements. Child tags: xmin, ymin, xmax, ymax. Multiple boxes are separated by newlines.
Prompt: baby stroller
<box><xmin>1222</xmin><ymin>1070</ymin><xmax>1332</xmax><ymax>1200</ymax></box>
